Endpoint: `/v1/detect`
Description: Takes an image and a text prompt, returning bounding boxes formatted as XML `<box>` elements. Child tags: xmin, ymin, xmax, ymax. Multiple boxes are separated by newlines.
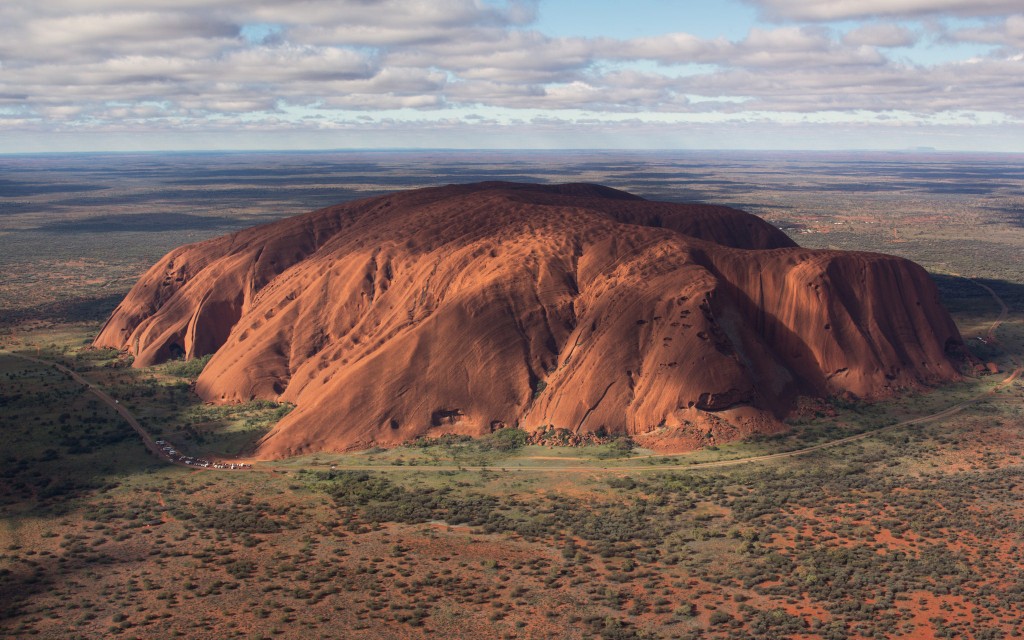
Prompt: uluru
<box><xmin>94</xmin><ymin>182</ymin><xmax>967</xmax><ymax>458</ymax></box>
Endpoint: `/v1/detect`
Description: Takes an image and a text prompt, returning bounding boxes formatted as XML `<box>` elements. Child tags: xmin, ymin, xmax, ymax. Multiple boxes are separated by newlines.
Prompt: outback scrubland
<box><xmin>2</xmin><ymin>151</ymin><xmax>1024</xmax><ymax>639</ymax></box>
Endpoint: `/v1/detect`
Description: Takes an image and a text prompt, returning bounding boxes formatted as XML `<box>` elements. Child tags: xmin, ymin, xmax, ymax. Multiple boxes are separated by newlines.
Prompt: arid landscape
<box><xmin>3</xmin><ymin>151</ymin><xmax>1024</xmax><ymax>639</ymax></box>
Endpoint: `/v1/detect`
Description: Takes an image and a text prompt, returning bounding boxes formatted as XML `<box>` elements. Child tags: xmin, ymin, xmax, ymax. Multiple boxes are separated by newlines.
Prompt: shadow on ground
<box><xmin>33</xmin><ymin>212</ymin><xmax>244</xmax><ymax>234</ymax></box>
<box><xmin>932</xmin><ymin>273</ymin><xmax>1024</xmax><ymax>314</ymax></box>
<box><xmin>2</xmin><ymin>293</ymin><xmax>126</xmax><ymax>325</ymax></box>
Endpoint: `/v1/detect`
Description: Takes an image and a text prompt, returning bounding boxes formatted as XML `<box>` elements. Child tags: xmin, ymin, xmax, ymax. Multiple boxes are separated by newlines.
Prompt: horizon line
<box><xmin>2</xmin><ymin>147</ymin><xmax>1021</xmax><ymax>157</ymax></box>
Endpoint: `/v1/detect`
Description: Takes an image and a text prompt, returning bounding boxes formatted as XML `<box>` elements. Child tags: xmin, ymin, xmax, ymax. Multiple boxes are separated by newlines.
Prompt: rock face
<box><xmin>95</xmin><ymin>182</ymin><xmax>966</xmax><ymax>457</ymax></box>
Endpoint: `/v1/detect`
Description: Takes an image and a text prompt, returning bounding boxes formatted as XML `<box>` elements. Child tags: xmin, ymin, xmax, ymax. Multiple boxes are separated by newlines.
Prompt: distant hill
<box><xmin>95</xmin><ymin>182</ymin><xmax>966</xmax><ymax>457</ymax></box>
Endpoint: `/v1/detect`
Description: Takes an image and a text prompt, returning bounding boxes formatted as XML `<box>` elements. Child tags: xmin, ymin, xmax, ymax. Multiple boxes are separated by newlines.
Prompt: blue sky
<box><xmin>534</xmin><ymin>2</ymin><xmax>760</xmax><ymax>41</ymax></box>
<box><xmin>0</xmin><ymin>0</ymin><xmax>1022</xmax><ymax>152</ymax></box>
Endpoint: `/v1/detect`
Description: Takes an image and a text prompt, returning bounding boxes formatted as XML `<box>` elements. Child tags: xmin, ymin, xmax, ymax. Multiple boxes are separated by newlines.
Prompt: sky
<box><xmin>1</xmin><ymin>0</ymin><xmax>1023</xmax><ymax>152</ymax></box>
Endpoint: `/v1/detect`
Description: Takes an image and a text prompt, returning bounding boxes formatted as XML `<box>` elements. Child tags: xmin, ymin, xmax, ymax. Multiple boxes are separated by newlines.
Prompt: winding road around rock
<box><xmin>1</xmin><ymin>352</ymin><xmax>191</xmax><ymax>467</ymax></box>
<box><xmin>2</xmin><ymin>277</ymin><xmax>1020</xmax><ymax>474</ymax></box>
<box><xmin>975</xmin><ymin>280</ymin><xmax>1010</xmax><ymax>344</ymax></box>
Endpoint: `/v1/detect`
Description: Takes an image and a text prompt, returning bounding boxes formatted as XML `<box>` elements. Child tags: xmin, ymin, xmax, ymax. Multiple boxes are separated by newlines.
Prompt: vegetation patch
<box><xmin>163</xmin><ymin>354</ymin><xmax>213</xmax><ymax>379</ymax></box>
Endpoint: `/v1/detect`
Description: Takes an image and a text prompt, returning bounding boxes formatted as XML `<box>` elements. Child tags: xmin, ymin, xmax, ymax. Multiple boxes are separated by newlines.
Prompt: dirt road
<box><xmin>315</xmin><ymin>365</ymin><xmax>1022</xmax><ymax>474</ymax></box>
<box><xmin>1</xmin><ymin>351</ymin><xmax>185</xmax><ymax>466</ymax></box>
<box><xmin>974</xmin><ymin>280</ymin><xmax>1010</xmax><ymax>343</ymax></box>
<box><xmin>4</xmin><ymin>350</ymin><xmax>1020</xmax><ymax>475</ymax></box>
<box><xmin>295</xmin><ymin>281</ymin><xmax>1024</xmax><ymax>474</ymax></box>
<box><xmin>4</xmin><ymin>275</ymin><xmax>1019</xmax><ymax>475</ymax></box>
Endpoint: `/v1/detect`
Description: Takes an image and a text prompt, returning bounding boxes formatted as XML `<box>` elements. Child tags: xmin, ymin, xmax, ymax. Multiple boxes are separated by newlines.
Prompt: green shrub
<box><xmin>165</xmin><ymin>354</ymin><xmax>213</xmax><ymax>378</ymax></box>
<box><xmin>480</xmin><ymin>428</ymin><xmax>528</xmax><ymax>452</ymax></box>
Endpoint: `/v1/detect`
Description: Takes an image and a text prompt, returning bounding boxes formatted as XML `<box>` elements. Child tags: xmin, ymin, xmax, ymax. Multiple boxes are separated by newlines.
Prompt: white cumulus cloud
<box><xmin>746</xmin><ymin>0</ymin><xmax>1023</xmax><ymax>21</ymax></box>
<box><xmin>0</xmin><ymin>0</ymin><xmax>1020</xmax><ymax>150</ymax></box>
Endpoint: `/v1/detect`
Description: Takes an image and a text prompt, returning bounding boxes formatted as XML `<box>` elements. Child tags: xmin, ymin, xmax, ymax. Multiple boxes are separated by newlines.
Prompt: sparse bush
<box><xmin>165</xmin><ymin>354</ymin><xmax>213</xmax><ymax>378</ymax></box>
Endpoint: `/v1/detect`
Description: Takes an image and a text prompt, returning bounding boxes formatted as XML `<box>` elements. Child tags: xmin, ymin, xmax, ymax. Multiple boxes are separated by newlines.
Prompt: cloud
<box><xmin>945</xmin><ymin>14</ymin><xmax>1024</xmax><ymax>48</ymax></box>
<box><xmin>746</xmin><ymin>0</ymin><xmax>1023</xmax><ymax>21</ymax></box>
<box><xmin>843</xmin><ymin>23</ymin><xmax>918</xmax><ymax>47</ymax></box>
<box><xmin>600</xmin><ymin>26</ymin><xmax>887</xmax><ymax>69</ymax></box>
<box><xmin>671</xmin><ymin>56</ymin><xmax>1024</xmax><ymax>117</ymax></box>
<box><xmin>733</xmin><ymin>26</ymin><xmax>886</xmax><ymax>66</ymax></box>
<box><xmin>0</xmin><ymin>0</ymin><xmax>1021</xmax><ymax>150</ymax></box>
<box><xmin>26</xmin><ymin>11</ymin><xmax>238</xmax><ymax>51</ymax></box>
<box><xmin>387</xmin><ymin>30</ymin><xmax>597</xmax><ymax>83</ymax></box>
<box><xmin>0</xmin><ymin>12</ymin><xmax>238</xmax><ymax>63</ymax></box>
<box><xmin>604</xmin><ymin>32</ymin><xmax>728</xmax><ymax>62</ymax></box>
<box><xmin>221</xmin><ymin>45</ymin><xmax>377</xmax><ymax>83</ymax></box>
